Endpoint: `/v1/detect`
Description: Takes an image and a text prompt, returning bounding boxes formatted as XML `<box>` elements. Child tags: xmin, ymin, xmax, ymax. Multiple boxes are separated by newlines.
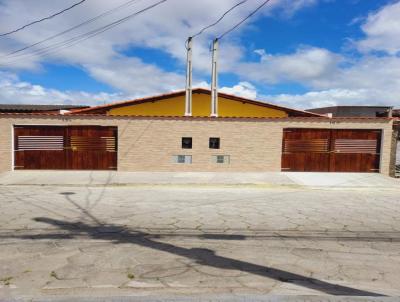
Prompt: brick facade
<box><xmin>0</xmin><ymin>114</ymin><xmax>395</xmax><ymax>175</ymax></box>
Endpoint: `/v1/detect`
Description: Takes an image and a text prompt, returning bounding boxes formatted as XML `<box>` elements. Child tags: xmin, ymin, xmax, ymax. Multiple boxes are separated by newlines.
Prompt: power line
<box><xmin>218</xmin><ymin>0</ymin><xmax>272</xmax><ymax>40</ymax></box>
<box><xmin>4</xmin><ymin>0</ymin><xmax>141</xmax><ymax>57</ymax></box>
<box><xmin>29</xmin><ymin>0</ymin><xmax>167</xmax><ymax>58</ymax></box>
<box><xmin>0</xmin><ymin>0</ymin><xmax>88</xmax><ymax>37</ymax></box>
<box><xmin>2</xmin><ymin>0</ymin><xmax>167</xmax><ymax>64</ymax></box>
<box><xmin>191</xmin><ymin>0</ymin><xmax>248</xmax><ymax>40</ymax></box>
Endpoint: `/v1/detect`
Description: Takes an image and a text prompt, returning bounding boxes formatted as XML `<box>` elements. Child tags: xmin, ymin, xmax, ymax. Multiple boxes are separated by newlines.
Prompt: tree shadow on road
<box><xmin>13</xmin><ymin>216</ymin><xmax>384</xmax><ymax>297</ymax></box>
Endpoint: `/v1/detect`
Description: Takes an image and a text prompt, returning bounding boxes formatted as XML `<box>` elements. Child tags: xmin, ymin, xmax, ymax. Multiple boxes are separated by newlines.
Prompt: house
<box><xmin>0</xmin><ymin>104</ymin><xmax>89</xmax><ymax>114</ymax></box>
<box><xmin>0</xmin><ymin>88</ymin><xmax>397</xmax><ymax>176</ymax></box>
<box><xmin>307</xmin><ymin>105</ymin><xmax>393</xmax><ymax>117</ymax></box>
<box><xmin>308</xmin><ymin>106</ymin><xmax>400</xmax><ymax>177</ymax></box>
<box><xmin>394</xmin><ymin>113</ymin><xmax>400</xmax><ymax>176</ymax></box>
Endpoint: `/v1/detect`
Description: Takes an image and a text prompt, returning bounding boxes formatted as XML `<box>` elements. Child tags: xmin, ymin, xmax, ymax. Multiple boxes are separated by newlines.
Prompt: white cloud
<box><xmin>234</xmin><ymin>45</ymin><xmax>400</xmax><ymax>108</ymax></box>
<box><xmin>0</xmin><ymin>71</ymin><xmax>257</xmax><ymax>107</ymax></box>
<box><xmin>320</xmin><ymin>55</ymin><xmax>400</xmax><ymax>91</ymax></box>
<box><xmin>231</xmin><ymin>1</ymin><xmax>400</xmax><ymax>108</ymax></box>
<box><xmin>86</xmin><ymin>56</ymin><xmax>185</xmax><ymax>97</ymax></box>
<box><xmin>277</xmin><ymin>0</ymin><xmax>318</xmax><ymax>17</ymax></box>
<box><xmin>220</xmin><ymin>82</ymin><xmax>257</xmax><ymax>99</ymax></box>
<box><xmin>0</xmin><ymin>72</ymin><xmax>122</xmax><ymax>105</ymax></box>
<box><xmin>254</xmin><ymin>52</ymin><xmax>400</xmax><ymax>108</ymax></box>
<box><xmin>262</xmin><ymin>88</ymin><xmax>394</xmax><ymax>109</ymax></box>
<box><xmin>0</xmin><ymin>0</ymin><xmax>318</xmax><ymax>95</ymax></box>
<box><xmin>357</xmin><ymin>0</ymin><xmax>400</xmax><ymax>55</ymax></box>
<box><xmin>236</xmin><ymin>47</ymin><xmax>341</xmax><ymax>85</ymax></box>
<box><xmin>4</xmin><ymin>0</ymin><xmax>400</xmax><ymax>110</ymax></box>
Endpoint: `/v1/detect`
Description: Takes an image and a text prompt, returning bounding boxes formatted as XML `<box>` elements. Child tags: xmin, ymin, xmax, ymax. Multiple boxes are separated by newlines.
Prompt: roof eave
<box><xmin>68</xmin><ymin>88</ymin><xmax>321</xmax><ymax>117</ymax></box>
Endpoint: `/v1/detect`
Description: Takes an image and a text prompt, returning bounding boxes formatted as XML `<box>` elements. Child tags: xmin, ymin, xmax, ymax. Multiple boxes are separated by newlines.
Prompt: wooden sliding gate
<box><xmin>14</xmin><ymin>125</ymin><xmax>117</xmax><ymax>170</ymax></box>
<box><xmin>282</xmin><ymin>128</ymin><xmax>381</xmax><ymax>172</ymax></box>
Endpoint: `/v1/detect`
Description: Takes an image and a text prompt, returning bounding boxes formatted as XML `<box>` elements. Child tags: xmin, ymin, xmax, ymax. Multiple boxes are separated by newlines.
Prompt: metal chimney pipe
<box><xmin>210</xmin><ymin>38</ymin><xmax>219</xmax><ymax>117</ymax></box>
<box><xmin>184</xmin><ymin>37</ymin><xmax>193</xmax><ymax>116</ymax></box>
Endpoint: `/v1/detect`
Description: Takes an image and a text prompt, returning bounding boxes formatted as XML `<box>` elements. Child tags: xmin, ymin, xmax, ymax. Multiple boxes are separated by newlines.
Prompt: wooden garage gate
<box><xmin>14</xmin><ymin>125</ymin><xmax>117</xmax><ymax>170</ymax></box>
<box><xmin>282</xmin><ymin>128</ymin><xmax>382</xmax><ymax>172</ymax></box>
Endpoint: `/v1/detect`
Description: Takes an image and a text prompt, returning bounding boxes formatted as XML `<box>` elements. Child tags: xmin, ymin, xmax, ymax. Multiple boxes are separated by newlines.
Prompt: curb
<box><xmin>0</xmin><ymin>182</ymin><xmax>400</xmax><ymax>191</ymax></box>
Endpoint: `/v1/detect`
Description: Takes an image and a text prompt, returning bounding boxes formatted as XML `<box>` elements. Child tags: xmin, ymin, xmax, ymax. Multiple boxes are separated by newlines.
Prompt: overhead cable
<box><xmin>2</xmin><ymin>0</ymin><xmax>167</xmax><ymax>64</ymax></box>
<box><xmin>191</xmin><ymin>0</ymin><xmax>248</xmax><ymax>39</ymax></box>
<box><xmin>218</xmin><ymin>0</ymin><xmax>271</xmax><ymax>40</ymax></box>
<box><xmin>4</xmin><ymin>0</ymin><xmax>141</xmax><ymax>57</ymax></box>
<box><xmin>0</xmin><ymin>0</ymin><xmax>88</xmax><ymax>37</ymax></box>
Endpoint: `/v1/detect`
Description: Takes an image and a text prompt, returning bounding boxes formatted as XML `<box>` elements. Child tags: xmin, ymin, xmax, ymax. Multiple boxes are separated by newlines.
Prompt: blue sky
<box><xmin>0</xmin><ymin>0</ymin><xmax>399</xmax><ymax>109</ymax></box>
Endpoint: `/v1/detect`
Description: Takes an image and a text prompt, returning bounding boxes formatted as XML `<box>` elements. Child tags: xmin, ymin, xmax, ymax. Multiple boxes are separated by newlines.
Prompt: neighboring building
<box><xmin>0</xmin><ymin>104</ymin><xmax>89</xmax><ymax>114</ymax></box>
<box><xmin>307</xmin><ymin>106</ymin><xmax>393</xmax><ymax>118</ymax></box>
<box><xmin>396</xmin><ymin>139</ymin><xmax>400</xmax><ymax>177</ymax></box>
<box><xmin>0</xmin><ymin>88</ymin><xmax>397</xmax><ymax>176</ymax></box>
<box><xmin>394</xmin><ymin>116</ymin><xmax>400</xmax><ymax>177</ymax></box>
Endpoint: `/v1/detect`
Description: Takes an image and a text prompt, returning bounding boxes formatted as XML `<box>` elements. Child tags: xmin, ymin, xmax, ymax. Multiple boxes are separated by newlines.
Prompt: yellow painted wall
<box><xmin>108</xmin><ymin>94</ymin><xmax>288</xmax><ymax>118</ymax></box>
<box><xmin>109</xmin><ymin>96</ymin><xmax>185</xmax><ymax>116</ymax></box>
<box><xmin>192</xmin><ymin>94</ymin><xmax>211</xmax><ymax>116</ymax></box>
<box><xmin>218</xmin><ymin>97</ymin><xmax>287</xmax><ymax>118</ymax></box>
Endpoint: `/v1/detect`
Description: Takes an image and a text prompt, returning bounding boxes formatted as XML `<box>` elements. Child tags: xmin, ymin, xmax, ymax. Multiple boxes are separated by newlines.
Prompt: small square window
<box><xmin>182</xmin><ymin>137</ymin><xmax>192</xmax><ymax>149</ymax></box>
<box><xmin>213</xmin><ymin>155</ymin><xmax>230</xmax><ymax>164</ymax></box>
<box><xmin>173</xmin><ymin>155</ymin><xmax>192</xmax><ymax>164</ymax></box>
<box><xmin>209</xmin><ymin>137</ymin><xmax>220</xmax><ymax>149</ymax></box>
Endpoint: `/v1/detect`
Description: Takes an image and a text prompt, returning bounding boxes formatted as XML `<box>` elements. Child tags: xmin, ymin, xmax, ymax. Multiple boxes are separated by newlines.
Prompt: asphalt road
<box><xmin>1</xmin><ymin>185</ymin><xmax>400</xmax><ymax>300</ymax></box>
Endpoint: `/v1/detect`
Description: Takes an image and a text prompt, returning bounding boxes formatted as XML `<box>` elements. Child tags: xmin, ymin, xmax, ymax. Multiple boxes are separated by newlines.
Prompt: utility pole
<box><xmin>185</xmin><ymin>37</ymin><xmax>193</xmax><ymax>116</ymax></box>
<box><xmin>210</xmin><ymin>38</ymin><xmax>219</xmax><ymax>117</ymax></box>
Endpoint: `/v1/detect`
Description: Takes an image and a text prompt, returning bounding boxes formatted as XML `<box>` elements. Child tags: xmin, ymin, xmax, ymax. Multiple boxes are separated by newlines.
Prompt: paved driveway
<box><xmin>1</xmin><ymin>184</ymin><xmax>400</xmax><ymax>300</ymax></box>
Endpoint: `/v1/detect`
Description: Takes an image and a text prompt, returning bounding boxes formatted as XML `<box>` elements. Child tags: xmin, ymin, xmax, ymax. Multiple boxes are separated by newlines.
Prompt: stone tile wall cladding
<box><xmin>0</xmin><ymin>114</ymin><xmax>395</xmax><ymax>175</ymax></box>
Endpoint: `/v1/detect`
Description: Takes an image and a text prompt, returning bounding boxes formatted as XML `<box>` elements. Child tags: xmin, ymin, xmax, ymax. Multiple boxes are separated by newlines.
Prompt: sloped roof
<box><xmin>0</xmin><ymin>104</ymin><xmax>88</xmax><ymax>113</ymax></box>
<box><xmin>69</xmin><ymin>88</ymin><xmax>321</xmax><ymax>117</ymax></box>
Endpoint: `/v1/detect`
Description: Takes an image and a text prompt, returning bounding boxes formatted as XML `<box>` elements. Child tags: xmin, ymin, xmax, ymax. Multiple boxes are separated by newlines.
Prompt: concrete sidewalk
<box><xmin>0</xmin><ymin>171</ymin><xmax>398</xmax><ymax>188</ymax></box>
